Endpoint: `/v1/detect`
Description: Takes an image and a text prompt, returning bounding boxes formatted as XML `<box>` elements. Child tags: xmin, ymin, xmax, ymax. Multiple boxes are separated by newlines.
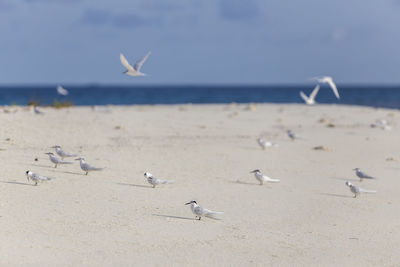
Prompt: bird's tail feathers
<box><xmin>204</xmin><ymin>210</ymin><xmax>224</xmax><ymax>220</ymax></box>
<box><xmin>266</xmin><ymin>178</ymin><xmax>280</xmax><ymax>182</ymax></box>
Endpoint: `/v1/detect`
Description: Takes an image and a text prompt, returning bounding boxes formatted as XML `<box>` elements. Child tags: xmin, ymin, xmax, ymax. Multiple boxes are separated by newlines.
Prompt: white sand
<box><xmin>0</xmin><ymin>104</ymin><xmax>399</xmax><ymax>266</ymax></box>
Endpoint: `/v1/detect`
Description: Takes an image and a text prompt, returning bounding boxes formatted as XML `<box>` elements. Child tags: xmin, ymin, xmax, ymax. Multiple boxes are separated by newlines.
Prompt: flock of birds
<box><xmin>24</xmin><ymin>51</ymin><xmax>381</xmax><ymax>220</ymax></box>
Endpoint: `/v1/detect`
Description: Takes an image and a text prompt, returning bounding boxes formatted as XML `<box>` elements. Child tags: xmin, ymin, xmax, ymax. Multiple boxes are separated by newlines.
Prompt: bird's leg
<box><xmin>354</xmin><ymin>194</ymin><xmax>357</xmax><ymax>198</ymax></box>
<box><xmin>152</xmin><ymin>185</ymin><xmax>156</xmax><ymax>188</ymax></box>
<box><xmin>35</xmin><ymin>182</ymin><xmax>38</xmax><ymax>186</ymax></box>
<box><xmin>85</xmin><ymin>172</ymin><xmax>88</xmax><ymax>175</ymax></box>
<box><xmin>55</xmin><ymin>164</ymin><xmax>57</xmax><ymax>168</ymax></box>
<box><xmin>198</xmin><ymin>217</ymin><xmax>201</xmax><ymax>220</ymax></box>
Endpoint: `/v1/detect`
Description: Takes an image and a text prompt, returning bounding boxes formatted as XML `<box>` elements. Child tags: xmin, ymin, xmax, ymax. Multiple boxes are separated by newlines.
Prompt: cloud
<box><xmin>80</xmin><ymin>8</ymin><xmax>160</xmax><ymax>28</ymax></box>
<box><xmin>112</xmin><ymin>13</ymin><xmax>161</xmax><ymax>28</ymax></box>
<box><xmin>81</xmin><ymin>8</ymin><xmax>111</xmax><ymax>25</ymax></box>
<box><xmin>219</xmin><ymin>0</ymin><xmax>259</xmax><ymax>21</ymax></box>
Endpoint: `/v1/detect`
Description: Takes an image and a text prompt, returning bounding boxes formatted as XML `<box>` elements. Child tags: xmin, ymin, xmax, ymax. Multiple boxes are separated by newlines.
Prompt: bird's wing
<box><xmin>134</xmin><ymin>51</ymin><xmax>151</xmax><ymax>72</ymax></box>
<box><xmin>120</xmin><ymin>53</ymin><xmax>135</xmax><ymax>71</ymax></box>
<box><xmin>309</xmin><ymin>84</ymin><xmax>320</xmax><ymax>100</ymax></box>
<box><xmin>327</xmin><ymin>79</ymin><xmax>340</xmax><ymax>99</ymax></box>
<box><xmin>360</xmin><ymin>172</ymin><xmax>374</xmax><ymax>179</ymax></box>
<box><xmin>299</xmin><ymin>91</ymin><xmax>308</xmax><ymax>102</ymax></box>
<box><xmin>193</xmin><ymin>206</ymin><xmax>204</xmax><ymax>216</ymax></box>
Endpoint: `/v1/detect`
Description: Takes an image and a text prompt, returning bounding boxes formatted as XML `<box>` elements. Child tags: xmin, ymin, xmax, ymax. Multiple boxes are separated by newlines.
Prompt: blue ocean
<box><xmin>0</xmin><ymin>85</ymin><xmax>399</xmax><ymax>109</ymax></box>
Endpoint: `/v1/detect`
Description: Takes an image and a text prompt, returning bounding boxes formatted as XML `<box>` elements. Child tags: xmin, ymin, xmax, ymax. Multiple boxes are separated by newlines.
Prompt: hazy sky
<box><xmin>0</xmin><ymin>0</ymin><xmax>399</xmax><ymax>84</ymax></box>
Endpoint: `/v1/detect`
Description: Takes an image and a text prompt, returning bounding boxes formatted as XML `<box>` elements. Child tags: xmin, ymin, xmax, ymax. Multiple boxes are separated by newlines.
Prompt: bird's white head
<box><xmin>185</xmin><ymin>200</ymin><xmax>197</xmax><ymax>205</ymax></box>
<box><xmin>144</xmin><ymin>172</ymin><xmax>152</xmax><ymax>178</ymax></box>
<box><xmin>353</xmin><ymin>168</ymin><xmax>360</xmax><ymax>172</ymax></box>
<box><xmin>75</xmin><ymin>157</ymin><xmax>84</xmax><ymax>161</ymax></box>
<box><xmin>250</xmin><ymin>169</ymin><xmax>260</xmax><ymax>174</ymax></box>
<box><xmin>345</xmin><ymin>181</ymin><xmax>352</xmax><ymax>187</ymax></box>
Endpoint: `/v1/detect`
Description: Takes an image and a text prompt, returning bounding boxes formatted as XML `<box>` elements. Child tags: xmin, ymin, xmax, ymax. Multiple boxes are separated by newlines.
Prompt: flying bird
<box><xmin>120</xmin><ymin>52</ymin><xmax>151</xmax><ymax>77</ymax></box>
<box><xmin>57</xmin><ymin>85</ymin><xmax>69</xmax><ymax>96</ymax></box>
<box><xmin>299</xmin><ymin>85</ymin><xmax>320</xmax><ymax>105</ymax></box>
<box><xmin>311</xmin><ymin>76</ymin><xmax>340</xmax><ymax>99</ymax></box>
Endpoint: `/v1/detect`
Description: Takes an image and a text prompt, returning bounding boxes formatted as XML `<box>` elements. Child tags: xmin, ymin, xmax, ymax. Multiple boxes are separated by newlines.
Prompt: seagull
<box><xmin>345</xmin><ymin>181</ymin><xmax>376</xmax><ymax>198</ymax></box>
<box><xmin>45</xmin><ymin>152</ymin><xmax>72</xmax><ymax>168</ymax></box>
<box><xmin>353</xmin><ymin>168</ymin><xmax>375</xmax><ymax>182</ymax></box>
<box><xmin>75</xmin><ymin>157</ymin><xmax>103</xmax><ymax>175</ymax></box>
<box><xmin>257</xmin><ymin>138</ymin><xmax>279</xmax><ymax>150</ymax></box>
<box><xmin>144</xmin><ymin>172</ymin><xmax>173</xmax><ymax>188</ymax></box>
<box><xmin>311</xmin><ymin>76</ymin><xmax>340</xmax><ymax>99</ymax></box>
<box><xmin>25</xmin><ymin>170</ymin><xmax>53</xmax><ymax>186</ymax></box>
<box><xmin>120</xmin><ymin>52</ymin><xmax>151</xmax><ymax>77</ymax></box>
<box><xmin>51</xmin><ymin>145</ymin><xmax>77</xmax><ymax>160</ymax></box>
<box><xmin>185</xmin><ymin>200</ymin><xmax>223</xmax><ymax>220</ymax></box>
<box><xmin>250</xmin><ymin>169</ymin><xmax>280</xmax><ymax>185</ymax></box>
<box><xmin>300</xmin><ymin>85</ymin><xmax>320</xmax><ymax>105</ymax></box>
<box><xmin>287</xmin><ymin>130</ymin><xmax>297</xmax><ymax>140</ymax></box>
<box><xmin>57</xmin><ymin>85</ymin><xmax>69</xmax><ymax>96</ymax></box>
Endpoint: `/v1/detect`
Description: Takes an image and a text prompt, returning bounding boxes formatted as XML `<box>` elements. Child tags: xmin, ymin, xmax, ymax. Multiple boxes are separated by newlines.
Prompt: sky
<box><xmin>0</xmin><ymin>0</ymin><xmax>399</xmax><ymax>85</ymax></box>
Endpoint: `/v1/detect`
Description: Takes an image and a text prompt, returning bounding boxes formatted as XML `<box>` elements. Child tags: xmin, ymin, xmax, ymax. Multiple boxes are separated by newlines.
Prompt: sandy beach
<box><xmin>1</xmin><ymin>103</ymin><xmax>399</xmax><ymax>266</ymax></box>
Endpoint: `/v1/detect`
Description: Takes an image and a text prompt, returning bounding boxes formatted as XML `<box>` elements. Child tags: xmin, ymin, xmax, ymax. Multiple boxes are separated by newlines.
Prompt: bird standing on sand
<box><xmin>300</xmin><ymin>85</ymin><xmax>320</xmax><ymax>105</ymax></box>
<box><xmin>52</xmin><ymin>145</ymin><xmax>77</xmax><ymax>160</ymax></box>
<box><xmin>120</xmin><ymin>52</ymin><xmax>151</xmax><ymax>77</ymax></box>
<box><xmin>75</xmin><ymin>157</ymin><xmax>103</xmax><ymax>175</ymax></box>
<box><xmin>144</xmin><ymin>172</ymin><xmax>173</xmax><ymax>188</ymax></box>
<box><xmin>25</xmin><ymin>170</ymin><xmax>53</xmax><ymax>186</ymax></box>
<box><xmin>257</xmin><ymin>138</ymin><xmax>278</xmax><ymax>150</ymax></box>
<box><xmin>287</xmin><ymin>130</ymin><xmax>297</xmax><ymax>140</ymax></box>
<box><xmin>345</xmin><ymin>181</ymin><xmax>376</xmax><ymax>198</ymax></box>
<box><xmin>353</xmin><ymin>168</ymin><xmax>375</xmax><ymax>182</ymax></box>
<box><xmin>311</xmin><ymin>76</ymin><xmax>340</xmax><ymax>99</ymax></box>
<box><xmin>250</xmin><ymin>169</ymin><xmax>280</xmax><ymax>185</ymax></box>
<box><xmin>185</xmin><ymin>200</ymin><xmax>223</xmax><ymax>220</ymax></box>
<box><xmin>45</xmin><ymin>152</ymin><xmax>72</xmax><ymax>168</ymax></box>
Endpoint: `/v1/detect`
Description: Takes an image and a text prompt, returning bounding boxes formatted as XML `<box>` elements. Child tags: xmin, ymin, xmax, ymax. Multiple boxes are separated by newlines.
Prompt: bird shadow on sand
<box><xmin>328</xmin><ymin>177</ymin><xmax>359</xmax><ymax>182</ymax></box>
<box><xmin>0</xmin><ymin>180</ymin><xmax>35</xmax><ymax>186</ymax></box>
<box><xmin>152</xmin><ymin>214</ymin><xmax>196</xmax><ymax>221</ymax></box>
<box><xmin>319</xmin><ymin>193</ymin><xmax>353</xmax><ymax>198</ymax></box>
<box><xmin>28</xmin><ymin>164</ymin><xmax>53</xmax><ymax>168</ymax></box>
<box><xmin>230</xmin><ymin>180</ymin><xmax>260</xmax><ymax>186</ymax></box>
<box><xmin>116</xmin><ymin>182</ymin><xmax>153</xmax><ymax>188</ymax></box>
<box><xmin>239</xmin><ymin>146</ymin><xmax>263</xmax><ymax>151</ymax></box>
<box><xmin>45</xmin><ymin>169</ymin><xmax>83</xmax><ymax>176</ymax></box>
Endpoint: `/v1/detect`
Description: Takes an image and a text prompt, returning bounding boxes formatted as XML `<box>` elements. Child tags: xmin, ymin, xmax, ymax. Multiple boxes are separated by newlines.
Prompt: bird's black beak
<box><xmin>185</xmin><ymin>202</ymin><xmax>191</xmax><ymax>205</ymax></box>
